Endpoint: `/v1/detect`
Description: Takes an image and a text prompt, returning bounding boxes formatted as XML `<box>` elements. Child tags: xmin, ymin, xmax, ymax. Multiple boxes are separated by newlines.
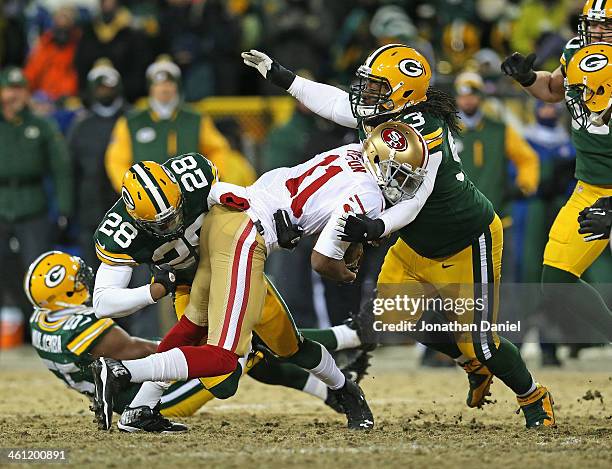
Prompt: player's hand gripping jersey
<box><xmin>211</xmin><ymin>143</ymin><xmax>386</xmax><ymax>259</ymax></box>
<box><xmin>94</xmin><ymin>152</ymin><xmax>217</xmax><ymax>283</ymax></box>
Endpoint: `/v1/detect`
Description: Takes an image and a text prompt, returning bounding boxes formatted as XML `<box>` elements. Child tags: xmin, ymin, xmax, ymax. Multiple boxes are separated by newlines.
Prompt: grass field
<box><xmin>1</xmin><ymin>346</ymin><xmax>611</xmax><ymax>468</ymax></box>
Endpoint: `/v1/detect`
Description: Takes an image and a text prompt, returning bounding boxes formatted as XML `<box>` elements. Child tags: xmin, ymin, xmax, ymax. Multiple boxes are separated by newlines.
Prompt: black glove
<box><xmin>578</xmin><ymin>197</ymin><xmax>612</xmax><ymax>241</ymax></box>
<box><xmin>336</xmin><ymin>213</ymin><xmax>385</xmax><ymax>242</ymax></box>
<box><xmin>274</xmin><ymin>209</ymin><xmax>303</xmax><ymax>249</ymax></box>
<box><xmin>151</xmin><ymin>264</ymin><xmax>177</xmax><ymax>294</ymax></box>
<box><xmin>501</xmin><ymin>52</ymin><xmax>538</xmax><ymax>87</ymax></box>
<box><xmin>241</xmin><ymin>50</ymin><xmax>296</xmax><ymax>90</ymax></box>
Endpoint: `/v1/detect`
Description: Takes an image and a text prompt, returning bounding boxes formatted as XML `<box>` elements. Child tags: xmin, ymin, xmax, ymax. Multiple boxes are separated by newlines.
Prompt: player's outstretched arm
<box><xmin>501</xmin><ymin>53</ymin><xmax>565</xmax><ymax>103</ymax></box>
<box><xmin>90</xmin><ymin>326</ymin><xmax>158</xmax><ymax>361</ymax></box>
<box><xmin>242</xmin><ymin>49</ymin><xmax>357</xmax><ymax>128</ymax></box>
<box><xmin>311</xmin><ymin>250</ymin><xmax>356</xmax><ymax>284</ymax></box>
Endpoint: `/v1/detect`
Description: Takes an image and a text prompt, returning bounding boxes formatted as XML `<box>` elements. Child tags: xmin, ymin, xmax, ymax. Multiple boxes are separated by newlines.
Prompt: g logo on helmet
<box><xmin>45</xmin><ymin>265</ymin><xmax>66</xmax><ymax>288</ymax></box>
<box><xmin>122</xmin><ymin>187</ymin><xmax>135</xmax><ymax>210</ymax></box>
<box><xmin>399</xmin><ymin>59</ymin><xmax>425</xmax><ymax>77</ymax></box>
<box><xmin>579</xmin><ymin>53</ymin><xmax>609</xmax><ymax>72</ymax></box>
<box><xmin>381</xmin><ymin>128</ymin><xmax>408</xmax><ymax>151</ymax></box>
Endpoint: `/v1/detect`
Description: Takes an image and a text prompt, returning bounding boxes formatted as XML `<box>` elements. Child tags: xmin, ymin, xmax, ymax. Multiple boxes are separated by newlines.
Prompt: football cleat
<box><xmin>460</xmin><ymin>359</ymin><xmax>494</xmax><ymax>408</ymax></box>
<box><xmin>347</xmin><ymin>293</ymin><xmax>379</xmax><ymax>351</ymax></box>
<box><xmin>90</xmin><ymin>357</ymin><xmax>132</xmax><ymax>431</ymax></box>
<box><xmin>341</xmin><ymin>350</ymin><xmax>372</xmax><ymax>385</ymax></box>
<box><xmin>329</xmin><ymin>378</ymin><xmax>374</xmax><ymax>430</ymax></box>
<box><xmin>118</xmin><ymin>404</ymin><xmax>188</xmax><ymax>433</ymax></box>
<box><xmin>517</xmin><ymin>384</ymin><xmax>556</xmax><ymax>429</ymax></box>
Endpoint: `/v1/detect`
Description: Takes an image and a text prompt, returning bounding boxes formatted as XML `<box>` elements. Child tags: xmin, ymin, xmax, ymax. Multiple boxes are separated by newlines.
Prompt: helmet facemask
<box><xmin>579</xmin><ymin>15</ymin><xmax>612</xmax><ymax>46</ymax></box>
<box><xmin>135</xmin><ymin>195</ymin><xmax>185</xmax><ymax>240</ymax></box>
<box><xmin>349</xmin><ymin>66</ymin><xmax>398</xmax><ymax>119</ymax></box>
<box><xmin>565</xmin><ymin>82</ymin><xmax>612</xmax><ymax>129</ymax></box>
<box><xmin>375</xmin><ymin>151</ymin><xmax>426</xmax><ymax>205</ymax></box>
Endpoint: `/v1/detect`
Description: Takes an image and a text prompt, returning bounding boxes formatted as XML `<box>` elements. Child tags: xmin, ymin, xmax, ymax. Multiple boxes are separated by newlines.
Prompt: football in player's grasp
<box><xmin>344</xmin><ymin>242</ymin><xmax>364</xmax><ymax>273</ymax></box>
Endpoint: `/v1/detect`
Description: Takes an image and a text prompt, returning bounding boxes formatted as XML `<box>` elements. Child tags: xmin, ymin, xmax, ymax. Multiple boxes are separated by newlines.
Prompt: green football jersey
<box><xmin>360</xmin><ymin>111</ymin><xmax>494</xmax><ymax>258</ymax></box>
<box><xmin>561</xmin><ymin>36</ymin><xmax>612</xmax><ymax>185</ymax></box>
<box><xmin>94</xmin><ymin>153</ymin><xmax>217</xmax><ymax>285</ymax></box>
<box><xmin>29</xmin><ymin>306</ymin><xmax>208</xmax><ymax>413</ymax></box>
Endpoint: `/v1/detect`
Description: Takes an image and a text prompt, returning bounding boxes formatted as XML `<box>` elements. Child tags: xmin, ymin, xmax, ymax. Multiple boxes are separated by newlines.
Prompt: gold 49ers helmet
<box><xmin>122</xmin><ymin>161</ymin><xmax>184</xmax><ymax>239</ymax></box>
<box><xmin>24</xmin><ymin>251</ymin><xmax>94</xmax><ymax>311</ymax></box>
<box><xmin>362</xmin><ymin>121</ymin><xmax>429</xmax><ymax>205</ymax></box>
<box><xmin>349</xmin><ymin>44</ymin><xmax>432</xmax><ymax>120</ymax></box>
<box><xmin>579</xmin><ymin>0</ymin><xmax>612</xmax><ymax>45</ymax></box>
<box><xmin>565</xmin><ymin>42</ymin><xmax>612</xmax><ymax>128</ymax></box>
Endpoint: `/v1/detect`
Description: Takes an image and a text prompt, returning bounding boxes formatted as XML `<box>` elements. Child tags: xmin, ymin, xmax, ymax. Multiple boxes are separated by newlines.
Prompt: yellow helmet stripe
<box><xmin>131</xmin><ymin>164</ymin><xmax>170</xmax><ymax>213</ymax></box>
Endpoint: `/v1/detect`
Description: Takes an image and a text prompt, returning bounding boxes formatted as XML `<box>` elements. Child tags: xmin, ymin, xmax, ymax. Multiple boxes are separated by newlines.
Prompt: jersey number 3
<box><xmin>285</xmin><ymin>155</ymin><xmax>342</xmax><ymax>217</ymax></box>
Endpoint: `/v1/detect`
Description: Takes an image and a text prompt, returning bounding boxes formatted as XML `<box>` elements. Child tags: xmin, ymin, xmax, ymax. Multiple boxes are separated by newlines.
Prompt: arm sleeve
<box><xmin>93</xmin><ymin>263</ymin><xmax>155</xmax><ymax>319</ymax></box>
<box><xmin>287</xmin><ymin>75</ymin><xmax>358</xmax><ymax>129</ymax></box>
<box><xmin>104</xmin><ymin>117</ymin><xmax>133</xmax><ymax>193</ymax></box>
<box><xmin>314</xmin><ymin>189</ymin><xmax>384</xmax><ymax>260</ymax></box>
<box><xmin>46</xmin><ymin>119</ymin><xmax>74</xmax><ymax>216</ymax></box>
<box><xmin>505</xmin><ymin>126</ymin><xmax>540</xmax><ymax>196</ymax></box>
<box><xmin>379</xmin><ymin>151</ymin><xmax>443</xmax><ymax>236</ymax></box>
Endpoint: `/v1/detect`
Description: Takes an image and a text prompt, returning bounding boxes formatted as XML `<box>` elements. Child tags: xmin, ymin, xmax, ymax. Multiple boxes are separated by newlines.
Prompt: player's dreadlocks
<box><xmin>408</xmin><ymin>87</ymin><xmax>461</xmax><ymax>136</ymax></box>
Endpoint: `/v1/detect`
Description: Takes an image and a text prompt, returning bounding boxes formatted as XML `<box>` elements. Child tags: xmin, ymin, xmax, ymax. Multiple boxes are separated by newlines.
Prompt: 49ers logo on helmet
<box><xmin>381</xmin><ymin>128</ymin><xmax>408</xmax><ymax>151</ymax></box>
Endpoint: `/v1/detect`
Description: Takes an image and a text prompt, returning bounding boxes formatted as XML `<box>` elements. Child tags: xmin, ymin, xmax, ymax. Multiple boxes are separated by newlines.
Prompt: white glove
<box><xmin>241</xmin><ymin>50</ymin><xmax>273</xmax><ymax>79</ymax></box>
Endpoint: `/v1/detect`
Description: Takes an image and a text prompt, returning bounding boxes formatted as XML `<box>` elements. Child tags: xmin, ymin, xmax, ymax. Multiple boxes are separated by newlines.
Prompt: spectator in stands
<box><xmin>455</xmin><ymin>71</ymin><xmax>539</xmax><ymax>217</ymax></box>
<box><xmin>104</xmin><ymin>56</ymin><xmax>255</xmax><ymax>191</ymax></box>
<box><xmin>75</xmin><ymin>0</ymin><xmax>152</xmax><ymax>102</ymax></box>
<box><xmin>68</xmin><ymin>59</ymin><xmax>127</xmax><ymax>267</ymax></box>
<box><xmin>0</xmin><ymin>66</ymin><xmax>73</xmax><ymax>327</ymax></box>
<box><xmin>23</xmin><ymin>6</ymin><xmax>81</xmax><ymax>101</ymax></box>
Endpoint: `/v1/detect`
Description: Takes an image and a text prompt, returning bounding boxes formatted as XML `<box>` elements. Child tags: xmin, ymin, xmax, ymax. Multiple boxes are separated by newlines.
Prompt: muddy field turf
<box><xmin>1</xmin><ymin>346</ymin><xmax>611</xmax><ymax>468</ymax></box>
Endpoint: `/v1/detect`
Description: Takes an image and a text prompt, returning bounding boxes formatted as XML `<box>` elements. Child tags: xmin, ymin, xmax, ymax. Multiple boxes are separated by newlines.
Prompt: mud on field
<box><xmin>1</xmin><ymin>347</ymin><xmax>611</xmax><ymax>468</ymax></box>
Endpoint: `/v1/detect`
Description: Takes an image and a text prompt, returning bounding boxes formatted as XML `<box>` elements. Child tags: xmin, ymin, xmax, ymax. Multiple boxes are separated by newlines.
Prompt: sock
<box><xmin>517</xmin><ymin>381</ymin><xmax>537</xmax><ymax>398</ymax></box>
<box><xmin>415</xmin><ymin>309</ymin><xmax>463</xmax><ymax>359</ymax></box>
<box><xmin>482</xmin><ymin>336</ymin><xmax>534</xmax><ymax>395</ymax></box>
<box><xmin>284</xmin><ymin>337</ymin><xmax>323</xmax><ymax>369</ymax></box>
<box><xmin>300</xmin><ymin>329</ymin><xmax>338</xmax><ymax>350</ymax></box>
<box><xmin>179</xmin><ymin>344</ymin><xmax>238</xmax><ymax>378</ymax></box>
<box><xmin>129</xmin><ymin>381</ymin><xmax>169</xmax><ymax>409</ymax></box>
<box><xmin>124</xmin><ymin>348</ymin><xmax>189</xmax><ymax>383</ymax></box>
<box><xmin>302</xmin><ymin>374</ymin><xmax>328</xmax><ymax>401</ymax></box>
<box><xmin>247</xmin><ymin>356</ymin><xmax>310</xmax><ymax>390</ymax></box>
<box><xmin>307</xmin><ymin>344</ymin><xmax>346</xmax><ymax>390</ymax></box>
<box><xmin>158</xmin><ymin>315</ymin><xmax>207</xmax><ymax>352</ymax></box>
<box><xmin>541</xmin><ymin>265</ymin><xmax>612</xmax><ymax>341</ymax></box>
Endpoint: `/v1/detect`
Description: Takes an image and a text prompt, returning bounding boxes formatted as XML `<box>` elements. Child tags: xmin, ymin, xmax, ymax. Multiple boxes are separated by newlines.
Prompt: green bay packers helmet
<box><xmin>349</xmin><ymin>44</ymin><xmax>432</xmax><ymax>120</ymax></box>
<box><xmin>24</xmin><ymin>251</ymin><xmax>94</xmax><ymax>311</ymax></box>
<box><xmin>122</xmin><ymin>161</ymin><xmax>184</xmax><ymax>239</ymax></box>
<box><xmin>363</xmin><ymin>121</ymin><xmax>429</xmax><ymax>205</ymax></box>
<box><xmin>565</xmin><ymin>42</ymin><xmax>612</xmax><ymax>128</ymax></box>
<box><xmin>579</xmin><ymin>0</ymin><xmax>612</xmax><ymax>45</ymax></box>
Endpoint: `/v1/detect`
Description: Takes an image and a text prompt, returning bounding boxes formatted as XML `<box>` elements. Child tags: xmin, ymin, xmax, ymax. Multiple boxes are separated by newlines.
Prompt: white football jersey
<box><xmin>210</xmin><ymin>143</ymin><xmax>385</xmax><ymax>259</ymax></box>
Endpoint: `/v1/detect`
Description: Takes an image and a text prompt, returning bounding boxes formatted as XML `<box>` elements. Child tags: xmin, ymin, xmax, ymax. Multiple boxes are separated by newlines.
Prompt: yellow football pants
<box><xmin>543</xmin><ymin>180</ymin><xmax>612</xmax><ymax>277</ymax></box>
<box><xmin>377</xmin><ymin>214</ymin><xmax>503</xmax><ymax>361</ymax></box>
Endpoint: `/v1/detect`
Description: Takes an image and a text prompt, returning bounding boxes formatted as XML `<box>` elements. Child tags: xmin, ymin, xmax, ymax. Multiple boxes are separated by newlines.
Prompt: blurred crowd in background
<box><xmin>1</xmin><ymin>0</ymin><xmax>610</xmax><ymax>364</ymax></box>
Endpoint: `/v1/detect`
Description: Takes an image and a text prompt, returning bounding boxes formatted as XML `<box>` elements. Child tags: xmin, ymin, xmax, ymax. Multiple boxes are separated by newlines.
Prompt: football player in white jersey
<box><xmin>91</xmin><ymin>122</ymin><xmax>428</xmax><ymax>431</ymax></box>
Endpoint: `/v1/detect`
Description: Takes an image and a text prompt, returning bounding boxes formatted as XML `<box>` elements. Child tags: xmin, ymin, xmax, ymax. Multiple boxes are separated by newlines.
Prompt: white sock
<box><xmin>308</xmin><ymin>344</ymin><xmax>346</xmax><ymax>390</ymax></box>
<box><xmin>517</xmin><ymin>379</ymin><xmax>537</xmax><ymax>398</ymax></box>
<box><xmin>128</xmin><ymin>381</ymin><xmax>169</xmax><ymax>409</ymax></box>
<box><xmin>124</xmin><ymin>348</ymin><xmax>188</xmax><ymax>383</ymax></box>
<box><xmin>302</xmin><ymin>374</ymin><xmax>328</xmax><ymax>401</ymax></box>
<box><xmin>331</xmin><ymin>324</ymin><xmax>361</xmax><ymax>350</ymax></box>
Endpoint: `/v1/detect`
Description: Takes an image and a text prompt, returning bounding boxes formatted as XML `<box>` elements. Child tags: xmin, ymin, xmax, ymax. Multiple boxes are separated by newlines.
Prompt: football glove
<box><xmin>241</xmin><ymin>50</ymin><xmax>296</xmax><ymax>90</ymax></box>
<box><xmin>151</xmin><ymin>264</ymin><xmax>177</xmax><ymax>295</ymax></box>
<box><xmin>578</xmin><ymin>196</ymin><xmax>612</xmax><ymax>241</ymax></box>
<box><xmin>501</xmin><ymin>52</ymin><xmax>537</xmax><ymax>87</ymax></box>
<box><xmin>274</xmin><ymin>209</ymin><xmax>303</xmax><ymax>249</ymax></box>
<box><xmin>336</xmin><ymin>212</ymin><xmax>385</xmax><ymax>242</ymax></box>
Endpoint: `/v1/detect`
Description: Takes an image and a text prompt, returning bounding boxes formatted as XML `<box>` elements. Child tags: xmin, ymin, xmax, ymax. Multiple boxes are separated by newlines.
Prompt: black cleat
<box><xmin>347</xmin><ymin>291</ymin><xmax>379</xmax><ymax>351</ymax></box>
<box><xmin>90</xmin><ymin>357</ymin><xmax>131</xmax><ymax>431</ymax></box>
<box><xmin>324</xmin><ymin>391</ymin><xmax>344</xmax><ymax>414</ymax></box>
<box><xmin>118</xmin><ymin>404</ymin><xmax>188</xmax><ymax>433</ymax></box>
<box><xmin>329</xmin><ymin>378</ymin><xmax>374</xmax><ymax>430</ymax></box>
<box><xmin>339</xmin><ymin>349</ymin><xmax>372</xmax><ymax>384</ymax></box>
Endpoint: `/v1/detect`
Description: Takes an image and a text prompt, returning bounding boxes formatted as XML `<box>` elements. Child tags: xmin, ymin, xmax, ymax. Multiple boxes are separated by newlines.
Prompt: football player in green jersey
<box><xmin>92</xmin><ymin>153</ymin><xmax>374</xmax><ymax>431</ymax></box>
<box><xmin>501</xmin><ymin>0</ymin><xmax>612</xmax><ymax>346</ymax></box>
<box><xmin>25</xmin><ymin>250</ymin><xmax>372</xmax><ymax>432</ymax></box>
<box><xmin>243</xmin><ymin>44</ymin><xmax>555</xmax><ymax>428</ymax></box>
